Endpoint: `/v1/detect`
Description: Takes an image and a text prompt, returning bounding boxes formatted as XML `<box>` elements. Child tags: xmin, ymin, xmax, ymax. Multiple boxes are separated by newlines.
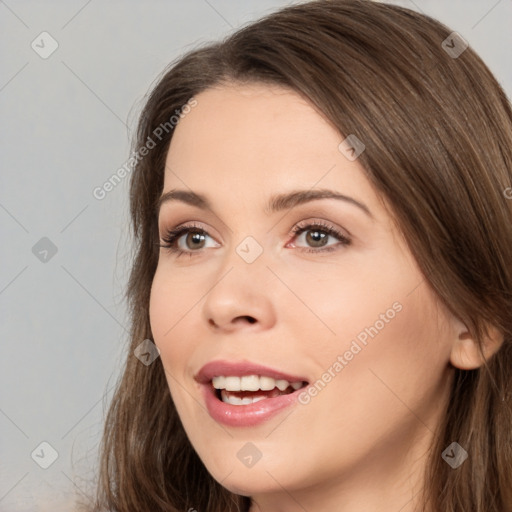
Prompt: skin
<box><xmin>149</xmin><ymin>82</ymin><xmax>502</xmax><ymax>512</ymax></box>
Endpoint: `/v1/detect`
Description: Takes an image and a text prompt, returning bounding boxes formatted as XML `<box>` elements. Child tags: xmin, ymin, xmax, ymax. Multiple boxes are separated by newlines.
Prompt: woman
<box><xmin>89</xmin><ymin>0</ymin><xmax>512</xmax><ymax>510</ymax></box>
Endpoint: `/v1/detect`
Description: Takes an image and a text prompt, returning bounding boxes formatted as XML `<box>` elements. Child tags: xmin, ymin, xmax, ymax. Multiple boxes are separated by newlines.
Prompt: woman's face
<box><xmin>149</xmin><ymin>83</ymin><xmax>459</xmax><ymax>509</ymax></box>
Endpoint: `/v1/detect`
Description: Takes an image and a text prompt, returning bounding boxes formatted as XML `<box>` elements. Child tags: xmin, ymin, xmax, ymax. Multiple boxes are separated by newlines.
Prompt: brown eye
<box><xmin>159</xmin><ymin>223</ymin><xmax>220</xmax><ymax>256</ymax></box>
<box><xmin>291</xmin><ymin>222</ymin><xmax>351</xmax><ymax>252</ymax></box>
<box><xmin>184</xmin><ymin>231</ymin><xmax>207</xmax><ymax>250</ymax></box>
<box><xmin>304</xmin><ymin>229</ymin><xmax>329</xmax><ymax>248</ymax></box>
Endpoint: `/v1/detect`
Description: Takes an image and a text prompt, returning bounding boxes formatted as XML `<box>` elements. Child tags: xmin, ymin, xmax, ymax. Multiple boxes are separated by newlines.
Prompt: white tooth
<box><xmin>224</xmin><ymin>376</ymin><xmax>241</xmax><ymax>391</ymax></box>
<box><xmin>220</xmin><ymin>389</ymin><xmax>271</xmax><ymax>405</ymax></box>
<box><xmin>259</xmin><ymin>376</ymin><xmax>276</xmax><ymax>391</ymax></box>
<box><xmin>224</xmin><ymin>393</ymin><xmax>245</xmax><ymax>405</ymax></box>
<box><xmin>276</xmin><ymin>379</ymin><xmax>290</xmax><ymax>391</ymax></box>
<box><xmin>215</xmin><ymin>375</ymin><xmax>299</xmax><ymax>392</ymax></box>
<box><xmin>240</xmin><ymin>375</ymin><xmax>260</xmax><ymax>391</ymax></box>
<box><xmin>212</xmin><ymin>376</ymin><xmax>226</xmax><ymax>389</ymax></box>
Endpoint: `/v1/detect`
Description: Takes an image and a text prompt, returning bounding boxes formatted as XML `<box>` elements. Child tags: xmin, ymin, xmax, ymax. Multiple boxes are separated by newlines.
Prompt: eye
<box><xmin>158</xmin><ymin>220</ymin><xmax>351</xmax><ymax>257</ymax></box>
<box><xmin>288</xmin><ymin>220</ymin><xmax>351</xmax><ymax>253</ymax></box>
<box><xmin>158</xmin><ymin>222</ymin><xmax>219</xmax><ymax>257</ymax></box>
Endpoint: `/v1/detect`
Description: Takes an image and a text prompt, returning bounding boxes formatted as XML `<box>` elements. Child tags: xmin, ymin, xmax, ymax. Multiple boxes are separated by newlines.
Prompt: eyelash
<box><xmin>158</xmin><ymin>220</ymin><xmax>351</xmax><ymax>258</ymax></box>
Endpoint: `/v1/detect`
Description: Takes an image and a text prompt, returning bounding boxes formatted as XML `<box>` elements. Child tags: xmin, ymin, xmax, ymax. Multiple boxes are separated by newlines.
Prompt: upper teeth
<box><xmin>212</xmin><ymin>375</ymin><xmax>303</xmax><ymax>392</ymax></box>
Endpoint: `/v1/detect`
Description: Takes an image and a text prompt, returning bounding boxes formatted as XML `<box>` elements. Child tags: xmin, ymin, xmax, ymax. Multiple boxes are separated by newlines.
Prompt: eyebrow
<box><xmin>157</xmin><ymin>188</ymin><xmax>373</xmax><ymax>219</ymax></box>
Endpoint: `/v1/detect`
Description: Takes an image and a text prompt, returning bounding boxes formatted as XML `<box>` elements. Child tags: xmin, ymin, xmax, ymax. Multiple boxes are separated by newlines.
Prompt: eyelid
<box><xmin>290</xmin><ymin>218</ymin><xmax>351</xmax><ymax>241</ymax></box>
<box><xmin>159</xmin><ymin>221</ymin><xmax>220</xmax><ymax>248</ymax></box>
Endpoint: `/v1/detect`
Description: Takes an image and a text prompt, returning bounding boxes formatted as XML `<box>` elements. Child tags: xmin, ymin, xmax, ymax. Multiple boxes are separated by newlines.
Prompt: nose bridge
<box><xmin>201</xmin><ymin>233</ymin><xmax>275</xmax><ymax>330</ymax></box>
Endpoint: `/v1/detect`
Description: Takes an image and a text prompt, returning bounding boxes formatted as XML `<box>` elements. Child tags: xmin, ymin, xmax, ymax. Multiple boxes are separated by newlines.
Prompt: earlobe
<box><xmin>450</xmin><ymin>323</ymin><xmax>504</xmax><ymax>370</ymax></box>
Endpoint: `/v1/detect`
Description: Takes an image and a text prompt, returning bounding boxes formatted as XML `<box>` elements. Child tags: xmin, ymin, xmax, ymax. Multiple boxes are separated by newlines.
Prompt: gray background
<box><xmin>1</xmin><ymin>1</ymin><xmax>510</xmax><ymax>510</ymax></box>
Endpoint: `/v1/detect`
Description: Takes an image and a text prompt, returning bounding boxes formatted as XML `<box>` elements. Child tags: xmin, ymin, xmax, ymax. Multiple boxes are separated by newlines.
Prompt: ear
<box><xmin>450</xmin><ymin>318</ymin><xmax>504</xmax><ymax>370</ymax></box>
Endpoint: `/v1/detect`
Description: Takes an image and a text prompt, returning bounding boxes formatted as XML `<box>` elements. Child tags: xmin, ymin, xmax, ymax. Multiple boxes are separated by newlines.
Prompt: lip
<box><xmin>195</xmin><ymin>360</ymin><xmax>309</xmax><ymax>427</ymax></box>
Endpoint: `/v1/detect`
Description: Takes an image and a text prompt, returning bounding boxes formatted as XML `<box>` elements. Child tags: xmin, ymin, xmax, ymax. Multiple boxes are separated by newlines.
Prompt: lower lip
<box><xmin>201</xmin><ymin>383</ymin><xmax>303</xmax><ymax>427</ymax></box>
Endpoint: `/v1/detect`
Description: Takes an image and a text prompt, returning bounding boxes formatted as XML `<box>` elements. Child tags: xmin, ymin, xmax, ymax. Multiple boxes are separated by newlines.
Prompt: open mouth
<box><xmin>211</xmin><ymin>375</ymin><xmax>309</xmax><ymax>406</ymax></box>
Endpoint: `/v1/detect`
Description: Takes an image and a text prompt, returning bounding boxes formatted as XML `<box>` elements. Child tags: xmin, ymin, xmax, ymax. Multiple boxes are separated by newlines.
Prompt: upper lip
<box><xmin>194</xmin><ymin>360</ymin><xmax>309</xmax><ymax>384</ymax></box>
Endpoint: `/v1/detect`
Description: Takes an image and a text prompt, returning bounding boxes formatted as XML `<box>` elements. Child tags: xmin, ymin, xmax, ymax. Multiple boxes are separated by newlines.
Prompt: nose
<box><xmin>201</xmin><ymin>257</ymin><xmax>277</xmax><ymax>333</ymax></box>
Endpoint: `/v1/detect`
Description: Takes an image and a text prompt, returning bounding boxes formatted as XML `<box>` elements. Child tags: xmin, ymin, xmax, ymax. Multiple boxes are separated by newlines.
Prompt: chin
<box><xmin>211</xmin><ymin>470</ymin><xmax>280</xmax><ymax>497</ymax></box>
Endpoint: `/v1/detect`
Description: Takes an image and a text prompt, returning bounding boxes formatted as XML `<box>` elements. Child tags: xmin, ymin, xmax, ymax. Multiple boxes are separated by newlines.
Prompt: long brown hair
<box><xmin>87</xmin><ymin>1</ymin><xmax>512</xmax><ymax>510</ymax></box>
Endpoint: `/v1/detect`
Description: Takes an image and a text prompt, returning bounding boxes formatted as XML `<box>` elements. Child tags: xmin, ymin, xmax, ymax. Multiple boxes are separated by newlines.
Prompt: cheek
<box><xmin>301</xmin><ymin>255</ymin><xmax>452</xmax><ymax>407</ymax></box>
<box><xmin>149</xmin><ymin>272</ymin><xmax>200</xmax><ymax>422</ymax></box>
<box><xmin>314</xmin><ymin>282</ymin><xmax>452</xmax><ymax>433</ymax></box>
<box><xmin>148</xmin><ymin>269</ymin><xmax>196</xmax><ymax>373</ymax></box>
<box><xmin>345</xmin><ymin>282</ymin><xmax>449</xmax><ymax>377</ymax></box>
<box><xmin>285</xmin><ymin>260</ymin><xmax>404</xmax><ymax>351</ymax></box>
<box><xmin>287</xmin><ymin>289</ymin><xmax>451</xmax><ymax>475</ymax></box>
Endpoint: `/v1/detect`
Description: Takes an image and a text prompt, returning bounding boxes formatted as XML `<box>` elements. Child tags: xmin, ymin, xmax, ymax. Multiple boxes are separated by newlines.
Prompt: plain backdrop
<box><xmin>1</xmin><ymin>1</ymin><xmax>511</xmax><ymax>510</ymax></box>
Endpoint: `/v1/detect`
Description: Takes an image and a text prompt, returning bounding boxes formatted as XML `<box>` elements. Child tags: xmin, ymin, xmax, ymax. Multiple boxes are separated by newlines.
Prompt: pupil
<box><xmin>306</xmin><ymin>230</ymin><xmax>327</xmax><ymax>247</ymax></box>
<box><xmin>187</xmin><ymin>232</ymin><xmax>205</xmax><ymax>249</ymax></box>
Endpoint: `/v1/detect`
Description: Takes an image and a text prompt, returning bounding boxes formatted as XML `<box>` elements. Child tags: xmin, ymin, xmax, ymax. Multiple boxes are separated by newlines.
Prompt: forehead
<box><xmin>162</xmin><ymin>83</ymin><xmax>383</xmax><ymax>218</ymax></box>
<box><xmin>166</xmin><ymin>83</ymin><xmax>338</xmax><ymax>170</ymax></box>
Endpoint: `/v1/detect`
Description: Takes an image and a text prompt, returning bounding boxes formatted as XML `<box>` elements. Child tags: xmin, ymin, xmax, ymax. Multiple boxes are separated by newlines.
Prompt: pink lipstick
<box><xmin>195</xmin><ymin>360</ymin><xmax>309</xmax><ymax>427</ymax></box>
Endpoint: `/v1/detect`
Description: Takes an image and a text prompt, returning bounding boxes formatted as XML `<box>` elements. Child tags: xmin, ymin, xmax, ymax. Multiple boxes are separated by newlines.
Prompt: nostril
<box><xmin>234</xmin><ymin>316</ymin><xmax>256</xmax><ymax>324</ymax></box>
